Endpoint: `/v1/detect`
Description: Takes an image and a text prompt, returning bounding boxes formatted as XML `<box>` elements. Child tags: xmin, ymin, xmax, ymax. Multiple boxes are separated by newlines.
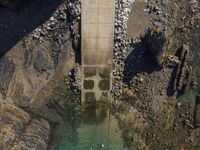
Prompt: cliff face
<box><xmin>0</xmin><ymin>104</ymin><xmax>50</xmax><ymax>150</ymax></box>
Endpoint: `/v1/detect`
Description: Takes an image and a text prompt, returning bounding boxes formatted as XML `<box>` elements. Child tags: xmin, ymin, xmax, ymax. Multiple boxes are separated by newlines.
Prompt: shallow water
<box><xmin>53</xmin><ymin>103</ymin><xmax>125</xmax><ymax>150</ymax></box>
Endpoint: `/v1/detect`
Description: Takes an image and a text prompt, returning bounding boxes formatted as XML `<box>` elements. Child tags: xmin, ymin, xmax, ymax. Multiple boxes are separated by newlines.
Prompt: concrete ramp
<box><xmin>81</xmin><ymin>0</ymin><xmax>115</xmax><ymax>103</ymax></box>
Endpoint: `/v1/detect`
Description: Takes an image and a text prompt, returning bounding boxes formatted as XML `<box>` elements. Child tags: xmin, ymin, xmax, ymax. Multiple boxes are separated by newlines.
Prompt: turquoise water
<box><xmin>53</xmin><ymin>103</ymin><xmax>125</xmax><ymax>150</ymax></box>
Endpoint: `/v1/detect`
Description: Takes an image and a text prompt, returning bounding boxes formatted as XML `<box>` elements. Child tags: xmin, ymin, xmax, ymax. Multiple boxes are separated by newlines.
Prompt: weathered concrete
<box><xmin>81</xmin><ymin>0</ymin><xmax>115</xmax><ymax>103</ymax></box>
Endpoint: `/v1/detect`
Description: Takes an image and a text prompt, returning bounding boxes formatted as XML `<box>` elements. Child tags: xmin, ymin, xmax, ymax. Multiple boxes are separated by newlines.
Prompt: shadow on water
<box><xmin>0</xmin><ymin>0</ymin><xmax>63</xmax><ymax>58</ymax></box>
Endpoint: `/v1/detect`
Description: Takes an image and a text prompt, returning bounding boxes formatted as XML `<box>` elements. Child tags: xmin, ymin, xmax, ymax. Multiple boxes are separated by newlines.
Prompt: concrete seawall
<box><xmin>81</xmin><ymin>0</ymin><xmax>115</xmax><ymax>103</ymax></box>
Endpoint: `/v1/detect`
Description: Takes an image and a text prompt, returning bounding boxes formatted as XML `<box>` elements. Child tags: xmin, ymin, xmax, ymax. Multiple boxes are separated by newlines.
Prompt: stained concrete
<box><xmin>81</xmin><ymin>0</ymin><xmax>115</xmax><ymax>103</ymax></box>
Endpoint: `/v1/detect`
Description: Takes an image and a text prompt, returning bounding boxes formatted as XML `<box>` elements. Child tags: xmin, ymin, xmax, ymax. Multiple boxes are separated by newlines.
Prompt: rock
<box><xmin>0</xmin><ymin>103</ymin><xmax>50</xmax><ymax>150</ymax></box>
<box><xmin>0</xmin><ymin>58</ymin><xmax>15</xmax><ymax>92</ymax></box>
<box><xmin>166</xmin><ymin>55</ymin><xmax>180</xmax><ymax>68</ymax></box>
<box><xmin>176</xmin><ymin>102</ymin><xmax>182</xmax><ymax>109</ymax></box>
<box><xmin>11</xmin><ymin>118</ymin><xmax>50</xmax><ymax>150</ymax></box>
<box><xmin>33</xmin><ymin>52</ymin><xmax>53</xmax><ymax>73</ymax></box>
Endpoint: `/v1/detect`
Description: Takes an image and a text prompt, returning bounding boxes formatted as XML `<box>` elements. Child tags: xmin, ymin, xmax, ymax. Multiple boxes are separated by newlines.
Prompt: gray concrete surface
<box><xmin>81</xmin><ymin>0</ymin><xmax>115</xmax><ymax>103</ymax></box>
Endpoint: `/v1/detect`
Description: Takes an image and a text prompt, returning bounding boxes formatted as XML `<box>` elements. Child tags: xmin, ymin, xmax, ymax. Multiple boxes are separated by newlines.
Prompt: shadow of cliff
<box><xmin>123</xmin><ymin>42</ymin><xmax>161</xmax><ymax>86</ymax></box>
<box><xmin>0</xmin><ymin>0</ymin><xmax>63</xmax><ymax>58</ymax></box>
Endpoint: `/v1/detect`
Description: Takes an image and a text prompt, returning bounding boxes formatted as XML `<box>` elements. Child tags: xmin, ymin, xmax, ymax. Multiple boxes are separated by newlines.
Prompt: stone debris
<box><xmin>112</xmin><ymin>0</ymin><xmax>134</xmax><ymax>99</ymax></box>
<box><xmin>31</xmin><ymin>0</ymin><xmax>81</xmax><ymax>48</ymax></box>
<box><xmin>66</xmin><ymin>63</ymin><xmax>81</xmax><ymax>95</ymax></box>
<box><xmin>166</xmin><ymin>55</ymin><xmax>180</xmax><ymax>68</ymax></box>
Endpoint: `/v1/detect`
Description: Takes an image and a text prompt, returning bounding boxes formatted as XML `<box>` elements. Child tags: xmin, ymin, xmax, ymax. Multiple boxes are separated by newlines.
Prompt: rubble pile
<box><xmin>112</xmin><ymin>0</ymin><xmax>134</xmax><ymax>99</ymax></box>
<box><xmin>66</xmin><ymin>63</ymin><xmax>81</xmax><ymax>95</ymax></box>
<box><xmin>31</xmin><ymin>0</ymin><xmax>81</xmax><ymax>51</ymax></box>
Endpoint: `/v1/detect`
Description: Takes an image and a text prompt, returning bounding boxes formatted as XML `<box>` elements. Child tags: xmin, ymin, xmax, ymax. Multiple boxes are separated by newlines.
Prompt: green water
<box><xmin>53</xmin><ymin>103</ymin><xmax>125</xmax><ymax>150</ymax></box>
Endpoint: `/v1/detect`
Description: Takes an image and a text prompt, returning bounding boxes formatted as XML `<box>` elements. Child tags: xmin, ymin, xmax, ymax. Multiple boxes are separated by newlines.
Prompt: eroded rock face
<box><xmin>11</xmin><ymin>118</ymin><xmax>50</xmax><ymax>150</ymax></box>
<box><xmin>0</xmin><ymin>103</ymin><xmax>50</xmax><ymax>150</ymax></box>
<box><xmin>1</xmin><ymin>41</ymin><xmax>56</xmax><ymax>107</ymax></box>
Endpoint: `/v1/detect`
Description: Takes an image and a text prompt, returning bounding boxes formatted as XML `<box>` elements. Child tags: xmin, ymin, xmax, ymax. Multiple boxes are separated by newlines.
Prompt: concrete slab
<box><xmin>83</xmin><ymin>52</ymin><xmax>97</xmax><ymax>65</ymax></box>
<box><xmin>82</xmin><ymin>0</ymin><xmax>115</xmax><ymax>103</ymax></box>
<box><xmin>82</xmin><ymin>24</ymin><xmax>98</xmax><ymax>38</ymax></box>
<box><xmin>97</xmin><ymin>38</ymin><xmax>113</xmax><ymax>52</ymax></box>
<box><xmin>82</xmin><ymin>8</ymin><xmax>98</xmax><ymax>24</ymax></box>
<box><xmin>99</xmin><ymin>0</ymin><xmax>115</xmax><ymax>7</ymax></box>
<box><xmin>98</xmin><ymin>8</ymin><xmax>115</xmax><ymax>24</ymax></box>
<box><xmin>82</xmin><ymin>0</ymin><xmax>98</xmax><ymax>8</ymax></box>
<box><xmin>98</xmin><ymin>24</ymin><xmax>114</xmax><ymax>38</ymax></box>
<box><xmin>83</xmin><ymin>38</ymin><xmax>97</xmax><ymax>52</ymax></box>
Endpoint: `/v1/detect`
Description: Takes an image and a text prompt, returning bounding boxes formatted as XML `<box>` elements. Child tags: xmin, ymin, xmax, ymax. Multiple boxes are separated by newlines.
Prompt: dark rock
<box><xmin>194</xmin><ymin>95</ymin><xmax>200</xmax><ymax>127</ymax></box>
<box><xmin>33</xmin><ymin>52</ymin><xmax>53</xmax><ymax>73</ymax></box>
<box><xmin>0</xmin><ymin>57</ymin><xmax>15</xmax><ymax>92</ymax></box>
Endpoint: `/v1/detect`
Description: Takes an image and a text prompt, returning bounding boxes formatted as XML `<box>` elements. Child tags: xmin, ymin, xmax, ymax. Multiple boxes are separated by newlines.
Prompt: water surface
<box><xmin>53</xmin><ymin>103</ymin><xmax>125</xmax><ymax>150</ymax></box>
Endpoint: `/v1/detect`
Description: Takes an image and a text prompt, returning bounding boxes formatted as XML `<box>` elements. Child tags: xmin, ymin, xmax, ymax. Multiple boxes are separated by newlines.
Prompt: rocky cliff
<box><xmin>0</xmin><ymin>104</ymin><xmax>50</xmax><ymax>150</ymax></box>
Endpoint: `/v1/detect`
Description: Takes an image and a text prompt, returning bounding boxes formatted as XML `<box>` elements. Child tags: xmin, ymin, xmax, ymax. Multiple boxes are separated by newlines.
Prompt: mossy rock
<box><xmin>99</xmin><ymin>79</ymin><xmax>110</xmax><ymax>91</ymax></box>
<box><xmin>85</xmin><ymin>92</ymin><xmax>96</xmax><ymax>104</ymax></box>
<box><xmin>84</xmin><ymin>67</ymin><xmax>96</xmax><ymax>77</ymax></box>
<box><xmin>84</xmin><ymin>80</ymin><xmax>94</xmax><ymax>89</ymax></box>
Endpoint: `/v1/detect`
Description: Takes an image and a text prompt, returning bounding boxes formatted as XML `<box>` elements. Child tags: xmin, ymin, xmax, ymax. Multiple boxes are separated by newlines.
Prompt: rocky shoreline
<box><xmin>0</xmin><ymin>0</ymin><xmax>199</xmax><ymax>149</ymax></box>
